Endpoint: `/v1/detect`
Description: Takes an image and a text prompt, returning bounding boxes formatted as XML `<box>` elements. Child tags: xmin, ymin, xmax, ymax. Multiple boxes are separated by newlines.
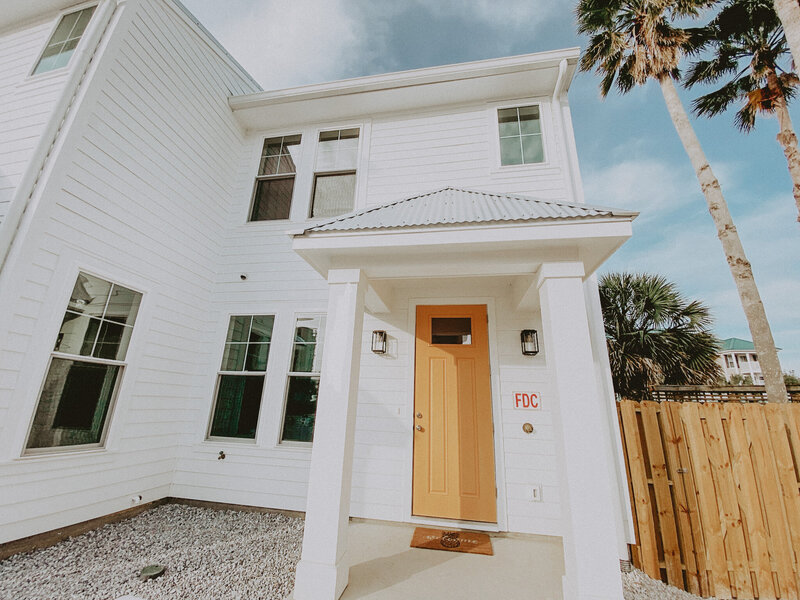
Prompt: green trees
<box><xmin>685</xmin><ymin>0</ymin><xmax>800</xmax><ymax>221</ymax></box>
<box><xmin>577</xmin><ymin>0</ymin><xmax>788</xmax><ymax>403</ymax></box>
<box><xmin>599</xmin><ymin>273</ymin><xmax>722</xmax><ymax>400</ymax></box>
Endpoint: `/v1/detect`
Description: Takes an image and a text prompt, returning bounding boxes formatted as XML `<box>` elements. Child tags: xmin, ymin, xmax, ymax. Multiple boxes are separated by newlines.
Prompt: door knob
<box><xmin>415</xmin><ymin>425</ymin><xmax>423</xmax><ymax>431</ymax></box>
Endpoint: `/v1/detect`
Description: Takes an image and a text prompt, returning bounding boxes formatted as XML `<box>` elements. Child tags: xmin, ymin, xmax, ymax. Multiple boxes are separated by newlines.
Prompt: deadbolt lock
<box><xmin>522</xmin><ymin>423</ymin><xmax>534</xmax><ymax>434</ymax></box>
<box><xmin>416</xmin><ymin>412</ymin><xmax>422</xmax><ymax>418</ymax></box>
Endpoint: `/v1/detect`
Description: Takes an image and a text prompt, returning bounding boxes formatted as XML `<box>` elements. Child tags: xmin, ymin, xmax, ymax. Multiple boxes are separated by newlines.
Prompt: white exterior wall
<box><xmin>0</xmin><ymin>0</ymin><xmax>258</xmax><ymax>543</ymax></box>
<box><xmin>171</xmin><ymin>98</ymin><xmax>576</xmax><ymax>537</ymax></box>
<box><xmin>0</xmin><ymin>14</ymin><xmax>71</xmax><ymax>225</ymax></box>
<box><xmin>366</xmin><ymin>101</ymin><xmax>570</xmax><ymax>206</ymax></box>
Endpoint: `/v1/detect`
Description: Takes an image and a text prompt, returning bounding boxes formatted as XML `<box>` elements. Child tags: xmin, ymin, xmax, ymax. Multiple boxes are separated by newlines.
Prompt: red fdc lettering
<box><xmin>514</xmin><ymin>392</ymin><xmax>540</xmax><ymax>409</ymax></box>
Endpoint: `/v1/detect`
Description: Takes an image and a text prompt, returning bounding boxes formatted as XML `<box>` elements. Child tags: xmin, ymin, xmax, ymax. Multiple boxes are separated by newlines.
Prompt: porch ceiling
<box><xmin>290</xmin><ymin>188</ymin><xmax>636</xmax><ymax>282</ymax></box>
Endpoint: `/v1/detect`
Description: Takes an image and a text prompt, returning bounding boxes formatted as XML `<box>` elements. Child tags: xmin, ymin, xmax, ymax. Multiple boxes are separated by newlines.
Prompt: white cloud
<box><xmin>184</xmin><ymin>0</ymin><xmax>368</xmax><ymax>89</ymax></box>
<box><xmin>417</xmin><ymin>0</ymin><xmax>557</xmax><ymax>29</ymax></box>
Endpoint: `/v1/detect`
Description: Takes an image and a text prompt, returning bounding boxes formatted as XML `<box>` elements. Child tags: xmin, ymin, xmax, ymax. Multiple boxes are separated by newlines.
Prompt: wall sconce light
<box><xmin>371</xmin><ymin>330</ymin><xmax>387</xmax><ymax>354</ymax></box>
<box><xmin>521</xmin><ymin>329</ymin><xmax>539</xmax><ymax>356</ymax></box>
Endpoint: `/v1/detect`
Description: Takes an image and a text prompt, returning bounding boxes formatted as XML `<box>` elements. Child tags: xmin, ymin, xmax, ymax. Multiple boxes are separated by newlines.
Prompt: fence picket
<box><xmin>741</xmin><ymin>406</ymin><xmax>797</xmax><ymax>599</ymax></box>
<box><xmin>705</xmin><ymin>403</ymin><xmax>753</xmax><ymax>598</ymax></box>
<box><xmin>641</xmin><ymin>401</ymin><xmax>684</xmax><ymax>587</ymax></box>
<box><xmin>681</xmin><ymin>402</ymin><xmax>732</xmax><ymax>599</ymax></box>
<box><xmin>662</xmin><ymin>402</ymin><xmax>703</xmax><ymax>595</ymax></box>
<box><xmin>764</xmin><ymin>407</ymin><xmax>800</xmax><ymax>585</ymax></box>
<box><xmin>725</xmin><ymin>403</ymin><xmax>776</xmax><ymax>600</ymax></box>
<box><xmin>620</xmin><ymin>400</ymin><xmax>661</xmax><ymax>578</ymax></box>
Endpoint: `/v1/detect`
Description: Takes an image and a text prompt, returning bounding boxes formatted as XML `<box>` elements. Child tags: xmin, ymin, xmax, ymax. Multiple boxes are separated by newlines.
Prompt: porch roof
<box><xmin>290</xmin><ymin>188</ymin><xmax>637</xmax><ymax>296</ymax></box>
<box><xmin>299</xmin><ymin>187</ymin><xmax>638</xmax><ymax>233</ymax></box>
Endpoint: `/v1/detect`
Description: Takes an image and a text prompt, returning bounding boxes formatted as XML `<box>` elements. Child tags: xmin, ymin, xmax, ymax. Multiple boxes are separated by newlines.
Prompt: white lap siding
<box><xmin>365</xmin><ymin>104</ymin><xmax>571</xmax><ymax>208</ymax></box>
<box><xmin>0</xmin><ymin>16</ymin><xmax>70</xmax><ymax>225</ymax></box>
<box><xmin>0</xmin><ymin>1</ymin><xmax>257</xmax><ymax>543</ymax></box>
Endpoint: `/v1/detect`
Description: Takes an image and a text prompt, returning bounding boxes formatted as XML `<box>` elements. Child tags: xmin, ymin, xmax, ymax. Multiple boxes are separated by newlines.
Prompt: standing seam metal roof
<box><xmin>302</xmin><ymin>187</ymin><xmax>637</xmax><ymax>233</ymax></box>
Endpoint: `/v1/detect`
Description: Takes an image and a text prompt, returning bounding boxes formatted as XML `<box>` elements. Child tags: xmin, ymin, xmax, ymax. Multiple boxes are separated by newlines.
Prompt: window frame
<box><xmin>22</xmin><ymin>270</ymin><xmax>142</xmax><ymax>456</ymax></box>
<box><xmin>278</xmin><ymin>313</ymin><xmax>327</xmax><ymax>447</ymax></box>
<box><xmin>247</xmin><ymin>134</ymin><xmax>303</xmax><ymax>223</ymax></box>
<box><xmin>29</xmin><ymin>2</ymin><xmax>98</xmax><ymax>78</ymax></box>
<box><xmin>206</xmin><ymin>314</ymin><xmax>276</xmax><ymax>442</ymax></box>
<box><xmin>489</xmin><ymin>100</ymin><xmax>550</xmax><ymax>171</ymax></box>
<box><xmin>308</xmin><ymin>127</ymin><xmax>362</xmax><ymax>219</ymax></box>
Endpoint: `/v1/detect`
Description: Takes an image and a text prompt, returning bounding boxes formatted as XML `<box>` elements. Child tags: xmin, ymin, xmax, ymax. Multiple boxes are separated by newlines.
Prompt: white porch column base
<box><xmin>292</xmin><ymin>269</ymin><xmax>367</xmax><ymax>600</ymax></box>
<box><xmin>537</xmin><ymin>262</ymin><xmax>624</xmax><ymax>600</ymax></box>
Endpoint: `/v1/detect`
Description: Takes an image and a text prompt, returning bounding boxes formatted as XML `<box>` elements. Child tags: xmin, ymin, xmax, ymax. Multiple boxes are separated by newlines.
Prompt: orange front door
<box><xmin>412</xmin><ymin>304</ymin><xmax>497</xmax><ymax>523</ymax></box>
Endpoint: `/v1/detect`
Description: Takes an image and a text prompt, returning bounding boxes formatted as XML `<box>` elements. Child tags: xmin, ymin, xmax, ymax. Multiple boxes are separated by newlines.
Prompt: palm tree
<box><xmin>773</xmin><ymin>0</ymin><xmax>800</xmax><ymax>69</ymax></box>
<box><xmin>685</xmin><ymin>0</ymin><xmax>800</xmax><ymax>221</ymax></box>
<box><xmin>599</xmin><ymin>272</ymin><xmax>722</xmax><ymax>399</ymax></box>
<box><xmin>577</xmin><ymin>0</ymin><xmax>789</xmax><ymax>403</ymax></box>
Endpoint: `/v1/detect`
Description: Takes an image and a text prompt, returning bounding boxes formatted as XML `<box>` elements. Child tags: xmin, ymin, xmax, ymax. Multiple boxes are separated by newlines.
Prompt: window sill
<box><xmin>15</xmin><ymin>446</ymin><xmax>111</xmax><ymax>461</ymax></box>
<box><xmin>490</xmin><ymin>161</ymin><xmax>552</xmax><ymax>176</ymax></box>
<box><xmin>204</xmin><ymin>437</ymin><xmax>257</xmax><ymax>445</ymax></box>
<box><xmin>276</xmin><ymin>441</ymin><xmax>313</xmax><ymax>451</ymax></box>
<box><xmin>21</xmin><ymin>64</ymin><xmax>72</xmax><ymax>86</ymax></box>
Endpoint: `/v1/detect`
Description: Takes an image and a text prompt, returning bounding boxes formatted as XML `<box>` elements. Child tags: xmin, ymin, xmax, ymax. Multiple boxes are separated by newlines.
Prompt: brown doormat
<box><xmin>410</xmin><ymin>527</ymin><xmax>493</xmax><ymax>555</ymax></box>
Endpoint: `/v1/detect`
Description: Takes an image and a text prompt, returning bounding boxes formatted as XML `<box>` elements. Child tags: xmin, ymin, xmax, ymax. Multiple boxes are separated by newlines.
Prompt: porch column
<box><xmin>537</xmin><ymin>262</ymin><xmax>624</xmax><ymax>600</ymax></box>
<box><xmin>293</xmin><ymin>269</ymin><xmax>367</xmax><ymax>600</ymax></box>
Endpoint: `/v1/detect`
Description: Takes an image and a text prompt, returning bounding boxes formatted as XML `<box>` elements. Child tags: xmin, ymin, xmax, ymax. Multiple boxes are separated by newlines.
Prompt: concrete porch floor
<box><xmin>337</xmin><ymin>520</ymin><xmax>565</xmax><ymax>600</ymax></box>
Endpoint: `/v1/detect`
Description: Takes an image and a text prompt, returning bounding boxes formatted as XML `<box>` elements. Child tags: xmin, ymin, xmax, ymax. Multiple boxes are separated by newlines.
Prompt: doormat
<box><xmin>410</xmin><ymin>527</ymin><xmax>493</xmax><ymax>555</ymax></box>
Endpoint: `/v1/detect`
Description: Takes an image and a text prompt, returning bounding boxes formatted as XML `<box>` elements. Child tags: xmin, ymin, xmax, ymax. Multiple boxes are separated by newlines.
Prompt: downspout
<box><xmin>551</xmin><ymin>59</ymin><xmax>576</xmax><ymax>202</ymax></box>
<box><xmin>0</xmin><ymin>0</ymin><xmax>119</xmax><ymax>280</ymax></box>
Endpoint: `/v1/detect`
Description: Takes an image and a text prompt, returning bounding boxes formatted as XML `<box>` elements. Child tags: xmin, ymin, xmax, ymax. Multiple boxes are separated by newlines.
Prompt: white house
<box><xmin>0</xmin><ymin>1</ymin><xmax>638</xmax><ymax>599</ymax></box>
<box><xmin>716</xmin><ymin>337</ymin><xmax>766</xmax><ymax>384</ymax></box>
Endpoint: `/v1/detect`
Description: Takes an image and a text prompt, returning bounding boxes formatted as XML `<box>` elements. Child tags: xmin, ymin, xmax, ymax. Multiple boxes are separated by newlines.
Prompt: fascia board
<box><xmin>292</xmin><ymin>219</ymin><xmax>634</xmax><ymax>252</ymax></box>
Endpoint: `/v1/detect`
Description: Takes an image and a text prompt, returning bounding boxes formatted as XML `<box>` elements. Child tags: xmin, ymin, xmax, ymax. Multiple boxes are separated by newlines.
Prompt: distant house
<box><xmin>717</xmin><ymin>338</ymin><xmax>767</xmax><ymax>384</ymax></box>
<box><xmin>0</xmin><ymin>1</ymin><xmax>639</xmax><ymax>598</ymax></box>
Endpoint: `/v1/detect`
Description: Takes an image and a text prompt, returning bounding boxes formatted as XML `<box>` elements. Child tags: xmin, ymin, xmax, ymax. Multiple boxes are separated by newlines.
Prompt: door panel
<box><xmin>413</xmin><ymin>304</ymin><xmax>497</xmax><ymax>523</ymax></box>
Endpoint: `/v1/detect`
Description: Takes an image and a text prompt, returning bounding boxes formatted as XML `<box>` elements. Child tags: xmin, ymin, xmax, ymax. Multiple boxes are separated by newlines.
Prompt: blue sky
<box><xmin>183</xmin><ymin>0</ymin><xmax>800</xmax><ymax>373</ymax></box>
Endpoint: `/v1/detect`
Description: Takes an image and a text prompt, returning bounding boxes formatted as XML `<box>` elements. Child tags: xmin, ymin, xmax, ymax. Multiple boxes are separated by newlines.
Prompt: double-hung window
<box><xmin>32</xmin><ymin>6</ymin><xmax>96</xmax><ymax>75</ymax></box>
<box><xmin>25</xmin><ymin>272</ymin><xmax>141</xmax><ymax>452</ymax></box>
<box><xmin>497</xmin><ymin>105</ymin><xmax>544</xmax><ymax>166</ymax></box>
<box><xmin>281</xmin><ymin>315</ymin><xmax>326</xmax><ymax>443</ymax></box>
<box><xmin>310</xmin><ymin>129</ymin><xmax>359</xmax><ymax>218</ymax></box>
<box><xmin>208</xmin><ymin>315</ymin><xmax>274</xmax><ymax>439</ymax></box>
<box><xmin>250</xmin><ymin>135</ymin><xmax>302</xmax><ymax>221</ymax></box>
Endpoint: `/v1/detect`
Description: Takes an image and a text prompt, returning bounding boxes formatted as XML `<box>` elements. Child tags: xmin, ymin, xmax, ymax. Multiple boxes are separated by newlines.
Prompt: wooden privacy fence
<box><xmin>618</xmin><ymin>400</ymin><xmax>800</xmax><ymax>599</ymax></box>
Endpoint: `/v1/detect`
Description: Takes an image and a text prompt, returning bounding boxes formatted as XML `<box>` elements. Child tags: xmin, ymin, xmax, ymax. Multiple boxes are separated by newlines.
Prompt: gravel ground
<box><xmin>0</xmin><ymin>504</ymin><xmax>304</xmax><ymax>600</ymax></box>
<box><xmin>623</xmin><ymin>568</ymin><xmax>712</xmax><ymax>600</ymax></box>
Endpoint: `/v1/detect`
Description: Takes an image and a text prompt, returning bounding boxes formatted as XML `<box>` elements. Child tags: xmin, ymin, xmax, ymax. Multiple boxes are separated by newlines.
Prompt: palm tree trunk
<box><xmin>774</xmin><ymin>0</ymin><xmax>800</xmax><ymax>70</ymax></box>
<box><xmin>658</xmin><ymin>76</ymin><xmax>788</xmax><ymax>403</ymax></box>
<box><xmin>767</xmin><ymin>70</ymin><xmax>800</xmax><ymax>222</ymax></box>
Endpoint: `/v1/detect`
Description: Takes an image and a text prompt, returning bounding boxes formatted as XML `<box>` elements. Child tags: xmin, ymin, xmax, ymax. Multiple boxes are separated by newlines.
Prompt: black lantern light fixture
<box><xmin>371</xmin><ymin>330</ymin><xmax>387</xmax><ymax>354</ymax></box>
<box><xmin>520</xmin><ymin>329</ymin><xmax>539</xmax><ymax>356</ymax></box>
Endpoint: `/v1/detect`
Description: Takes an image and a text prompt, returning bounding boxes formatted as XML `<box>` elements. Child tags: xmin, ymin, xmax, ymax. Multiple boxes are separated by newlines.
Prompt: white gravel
<box><xmin>623</xmin><ymin>567</ymin><xmax>713</xmax><ymax>600</ymax></box>
<box><xmin>0</xmin><ymin>503</ymin><xmax>304</xmax><ymax>600</ymax></box>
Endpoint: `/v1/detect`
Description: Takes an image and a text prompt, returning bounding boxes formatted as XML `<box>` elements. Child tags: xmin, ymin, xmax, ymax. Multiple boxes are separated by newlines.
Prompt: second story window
<box><xmin>498</xmin><ymin>105</ymin><xmax>544</xmax><ymax>166</ymax></box>
<box><xmin>250</xmin><ymin>135</ymin><xmax>301</xmax><ymax>221</ymax></box>
<box><xmin>32</xmin><ymin>6</ymin><xmax>96</xmax><ymax>75</ymax></box>
<box><xmin>311</xmin><ymin>128</ymin><xmax>359</xmax><ymax>218</ymax></box>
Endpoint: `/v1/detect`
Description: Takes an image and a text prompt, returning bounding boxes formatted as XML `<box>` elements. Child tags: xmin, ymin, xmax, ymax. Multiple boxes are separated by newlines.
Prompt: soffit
<box><xmin>0</xmin><ymin>0</ymin><xmax>81</xmax><ymax>33</ymax></box>
<box><xmin>230</xmin><ymin>49</ymin><xmax>579</xmax><ymax>131</ymax></box>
